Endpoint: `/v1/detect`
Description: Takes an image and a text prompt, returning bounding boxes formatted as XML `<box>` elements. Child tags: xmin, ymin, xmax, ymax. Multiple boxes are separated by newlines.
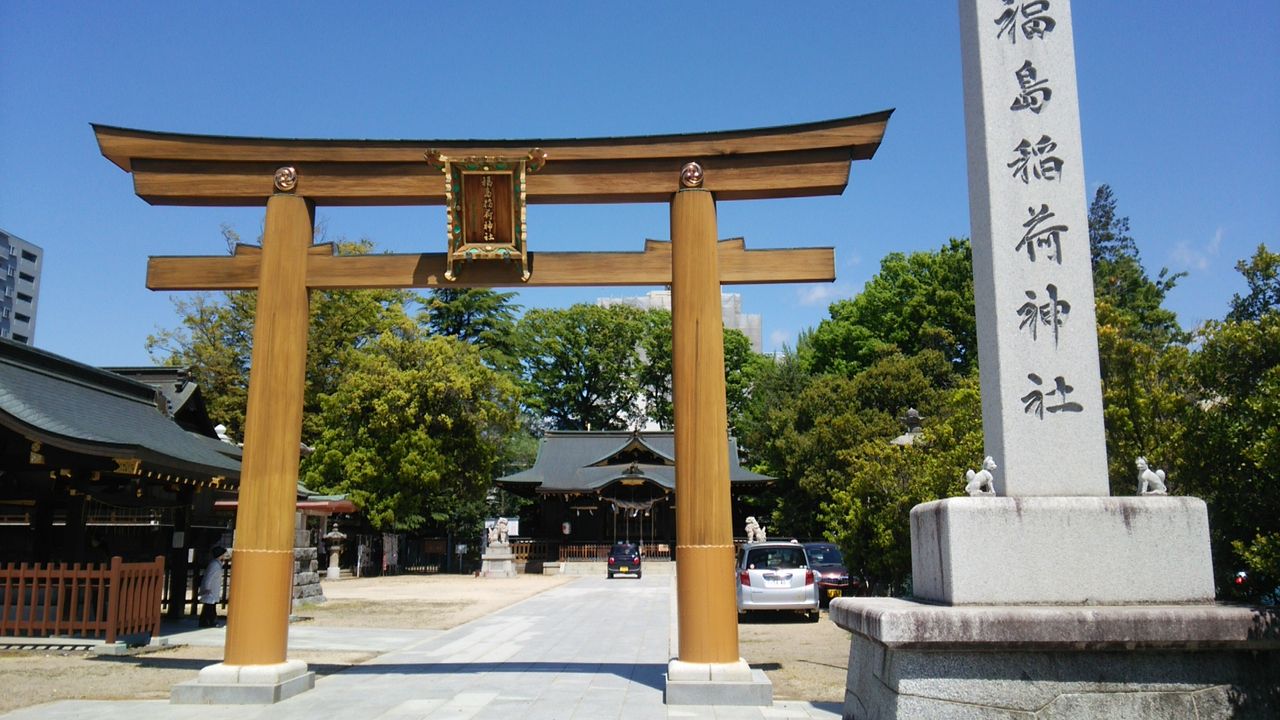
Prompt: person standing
<box><xmin>198</xmin><ymin>546</ymin><xmax>227</xmax><ymax>627</ymax></box>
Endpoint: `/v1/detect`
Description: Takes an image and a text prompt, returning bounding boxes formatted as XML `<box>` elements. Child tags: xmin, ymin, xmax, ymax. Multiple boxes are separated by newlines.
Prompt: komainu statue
<box><xmin>964</xmin><ymin>456</ymin><xmax>997</xmax><ymax>497</ymax></box>
<box><xmin>744</xmin><ymin>516</ymin><xmax>767</xmax><ymax>543</ymax></box>
<box><xmin>1136</xmin><ymin>457</ymin><xmax>1168</xmax><ymax>495</ymax></box>
<box><xmin>488</xmin><ymin>517</ymin><xmax>510</xmax><ymax>546</ymax></box>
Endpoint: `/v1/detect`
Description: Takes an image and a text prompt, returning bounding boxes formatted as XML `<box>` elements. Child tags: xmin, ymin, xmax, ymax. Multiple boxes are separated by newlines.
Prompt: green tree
<box><xmin>1089</xmin><ymin>185</ymin><xmax>1186</xmax><ymax>347</ymax></box>
<box><xmin>635</xmin><ymin>308</ymin><xmax>762</xmax><ymax>432</ymax></box>
<box><xmin>1226</xmin><ymin>244</ymin><xmax>1279</xmax><ymax>323</ymax></box>
<box><xmin>822</xmin><ymin>377</ymin><xmax>983</xmax><ymax>592</ymax></box>
<box><xmin>147</xmin><ymin>238</ymin><xmax>417</xmax><ymax>442</ymax></box>
<box><xmin>517</xmin><ymin>304</ymin><xmax>649</xmax><ymax>430</ymax></box>
<box><xmin>422</xmin><ymin>288</ymin><xmax>522</xmax><ymax>372</ymax></box>
<box><xmin>1179</xmin><ymin>311</ymin><xmax>1280</xmax><ymax>601</ymax></box>
<box><xmin>805</xmin><ymin>238</ymin><xmax>976</xmax><ymax>376</ymax></box>
<box><xmin>1086</xmin><ymin>186</ymin><xmax>1191</xmax><ymax>490</ymax></box>
<box><xmin>301</xmin><ymin>333</ymin><xmax>523</xmax><ymax>532</ymax></box>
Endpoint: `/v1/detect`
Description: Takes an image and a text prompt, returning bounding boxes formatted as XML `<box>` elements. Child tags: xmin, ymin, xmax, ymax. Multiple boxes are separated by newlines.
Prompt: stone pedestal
<box><xmin>170</xmin><ymin>660</ymin><xmax>315</xmax><ymax>704</ymax></box>
<box><xmin>479</xmin><ymin>544</ymin><xmax>516</xmax><ymax>578</ymax></box>
<box><xmin>831</xmin><ymin>599</ymin><xmax>1279</xmax><ymax>719</ymax></box>
<box><xmin>911</xmin><ymin>497</ymin><xmax>1214</xmax><ymax>605</ymax></box>
<box><xmin>665</xmin><ymin>658</ymin><xmax>773</xmax><ymax>706</ymax></box>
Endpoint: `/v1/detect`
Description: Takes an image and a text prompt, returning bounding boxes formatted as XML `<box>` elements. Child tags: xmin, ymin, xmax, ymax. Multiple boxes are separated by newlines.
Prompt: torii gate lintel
<box><xmin>145</xmin><ymin>237</ymin><xmax>835</xmax><ymax>291</ymax></box>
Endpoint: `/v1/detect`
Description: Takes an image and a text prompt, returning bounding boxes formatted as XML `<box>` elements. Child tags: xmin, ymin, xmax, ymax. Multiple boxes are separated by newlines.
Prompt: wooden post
<box><xmin>224</xmin><ymin>193</ymin><xmax>314</xmax><ymax>666</ymax></box>
<box><xmin>670</xmin><ymin>167</ymin><xmax>739</xmax><ymax>664</ymax></box>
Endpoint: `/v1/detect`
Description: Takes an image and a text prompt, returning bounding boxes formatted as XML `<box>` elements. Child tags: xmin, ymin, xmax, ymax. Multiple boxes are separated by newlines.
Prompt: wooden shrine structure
<box><xmin>94</xmin><ymin>111</ymin><xmax>890</xmax><ymax>696</ymax></box>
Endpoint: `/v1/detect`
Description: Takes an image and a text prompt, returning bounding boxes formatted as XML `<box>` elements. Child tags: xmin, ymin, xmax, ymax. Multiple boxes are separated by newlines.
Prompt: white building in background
<box><xmin>597</xmin><ymin>290</ymin><xmax>763</xmax><ymax>353</ymax></box>
<box><xmin>0</xmin><ymin>229</ymin><xmax>41</xmax><ymax>345</ymax></box>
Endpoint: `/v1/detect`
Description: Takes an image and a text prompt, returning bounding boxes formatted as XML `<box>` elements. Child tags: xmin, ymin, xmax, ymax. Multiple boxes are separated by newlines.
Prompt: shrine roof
<box><xmin>0</xmin><ymin>338</ymin><xmax>241</xmax><ymax>484</ymax></box>
<box><xmin>92</xmin><ymin>111</ymin><xmax>893</xmax><ymax>206</ymax></box>
<box><xmin>496</xmin><ymin>430</ymin><xmax>771</xmax><ymax>494</ymax></box>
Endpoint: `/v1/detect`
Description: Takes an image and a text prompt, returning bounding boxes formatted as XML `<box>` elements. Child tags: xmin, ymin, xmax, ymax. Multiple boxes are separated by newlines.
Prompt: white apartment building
<box><xmin>0</xmin><ymin>229</ymin><xmax>41</xmax><ymax>345</ymax></box>
<box><xmin>597</xmin><ymin>290</ymin><xmax>763</xmax><ymax>353</ymax></box>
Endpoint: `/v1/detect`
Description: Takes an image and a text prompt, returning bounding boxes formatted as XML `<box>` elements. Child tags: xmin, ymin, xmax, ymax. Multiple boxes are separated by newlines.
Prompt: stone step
<box><xmin>552</xmin><ymin>560</ymin><xmax>675</xmax><ymax>576</ymax></box>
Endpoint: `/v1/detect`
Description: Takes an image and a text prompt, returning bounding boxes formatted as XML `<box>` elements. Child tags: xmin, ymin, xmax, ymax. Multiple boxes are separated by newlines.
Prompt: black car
<box><xmin>607</xmin><ymin>542</ymin><xmax>641</xmax><ymax>579</ymax></box>
<box><xmin>802</xmin><ymin>542</ymin><xmax>860</xmax><ymax>606</ymax></box>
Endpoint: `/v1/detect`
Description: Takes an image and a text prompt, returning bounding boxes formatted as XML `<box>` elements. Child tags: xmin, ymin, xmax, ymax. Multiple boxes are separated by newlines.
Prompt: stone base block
<box><xmin>170</xmin><ymin>660</ymin><xmax>315</xmax><ymax>704</ymax></box>
<box><xmin>911</xmin><ymin>496</ymin><xmax>1214</xmax><ymax>605</ymax></box>
<box><xmin>831</xmin><ymin>598</ymin><xmax>1279</xmax><ymax>719</ymax></box>
<box><xmin>664</xmin><ymin>658</ymin><xmax>772</xmax><ymax>706</ymax></box>
<box><xmin>480</xmin><ymin>545</ymin><xmax>516</xmax><ymax>577</ymax></box>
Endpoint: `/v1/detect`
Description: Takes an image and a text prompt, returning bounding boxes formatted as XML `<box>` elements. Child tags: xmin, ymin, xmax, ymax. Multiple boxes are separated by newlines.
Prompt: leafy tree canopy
<box><xmin>422</xmin><ymin>288</ymin><xmax>522</xmax><ymax>372</ymax></box>
<box><xmin>1088</xmin><ymin>185</ymin><xmax>1186</xmax><ymax>347</ymax></box>
<box><xmin>146</xmin><ymin>237</ymin><xmax>417</xmax><ymax>442</ymax></box>
<box><xmin>517</xmin><ymin>304</ymin><xmax>650</xmax><ymax>430</ymax></box>
<box><xmin>805</xmin><ymin>238</ymin><xmax>976</xmax><ymax>377</ymax></box>
<box><xmin>1226</xmin><ymin>244</ymin><xmax>1279</xmax><ymax>323</ymax></box>
<box><xmin>301</xmin><ymin>332</ymin><xmax>523</xmax><ymax>532</ymax></box>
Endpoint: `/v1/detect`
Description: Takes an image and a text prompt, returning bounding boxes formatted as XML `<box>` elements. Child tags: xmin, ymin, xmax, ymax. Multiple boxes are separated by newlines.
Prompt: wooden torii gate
<box><xmin>94</xmin><ymin>112</ymin><xmax>890</xmax><ymax>697</ymax></box>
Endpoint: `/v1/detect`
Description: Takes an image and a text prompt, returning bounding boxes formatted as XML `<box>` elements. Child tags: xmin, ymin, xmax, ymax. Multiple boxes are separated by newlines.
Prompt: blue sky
<box><xmin>2</xmin><ymin>2</ymin><xmax>1276</xmax><ymax>366</ymax></box>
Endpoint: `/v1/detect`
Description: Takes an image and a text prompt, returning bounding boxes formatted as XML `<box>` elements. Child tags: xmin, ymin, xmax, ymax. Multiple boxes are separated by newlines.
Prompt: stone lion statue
<box><xmin>744</xmin><ymin>516</ymin><xmax>767</xmax><ymax>543</ymax></box>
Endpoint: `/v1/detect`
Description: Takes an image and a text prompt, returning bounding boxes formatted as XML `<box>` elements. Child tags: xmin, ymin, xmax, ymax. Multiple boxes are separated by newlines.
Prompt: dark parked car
<box><xmin>802</xmin><ymin>542</ymin><xmax>861</xmax><ymax>606</ymax></box>
<box><xmin>607</xmin><ymin>542</ymin><xmax>641</xmax><ymax>579</ymax></box>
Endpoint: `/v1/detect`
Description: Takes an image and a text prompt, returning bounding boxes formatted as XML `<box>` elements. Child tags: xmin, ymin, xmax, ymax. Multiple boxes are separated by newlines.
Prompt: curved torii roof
<box><xmin>93</xmin><ymin>111</ymin><xmax>893</xmax><ymax>206</ymax></box>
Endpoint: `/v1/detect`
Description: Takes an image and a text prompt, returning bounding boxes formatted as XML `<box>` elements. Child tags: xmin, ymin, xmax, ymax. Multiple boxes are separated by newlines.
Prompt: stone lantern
<box><xmin>323</xmin><ymin>523</ymin><xmax>347</xmax><ymax>581</ymax></box>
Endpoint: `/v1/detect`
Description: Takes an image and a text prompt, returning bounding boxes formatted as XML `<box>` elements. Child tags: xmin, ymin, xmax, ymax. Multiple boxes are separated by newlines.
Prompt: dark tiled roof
<box><xmin>0</xmin><ymin>338</ymin><xmax>241</xmax><ymax>480</ymax></box>
<box><xmin>497</xmin><ymin>430</ymin><xmax>770</xmax><ymax>493</ymax></box>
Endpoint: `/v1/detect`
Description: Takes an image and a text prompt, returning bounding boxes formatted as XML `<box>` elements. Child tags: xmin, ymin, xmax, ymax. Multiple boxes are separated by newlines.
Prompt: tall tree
<box><xmin>422</xmin><ymin>288</ymin><xmax>522</xmax><ymax>372</ymax></box>
<box><xmin>1226</xmin><ymin>244</ymin><xmax>1279</xmax><ymax>323</ymax></box>
<box><xmin>301</xmin><ymin>332</ymin><xmax>523</xmax><ymax>532</ymax></box>
<box><xmin>805</xmin><ymin>238</ymin><xmax>976</xmax><ymax>377</ymax></box>
<box><xmin>1088</xmin><ymin>185</ymin><xmax>1186</xmax><ymax>347</ymax></box>
<box><xmin>636</xmin><ymin>308</ymin><xmax>761</xmax><ymax>431</ymax></box>
<box><xmin>517</xmin><ymin>304</ymin><xmax>649</xmax><ymax>430</ymax></box>
<box><xmin>1086</xmin><ymin>186</ymin><xmax>1191</xmax><ymax>490</ymax></box>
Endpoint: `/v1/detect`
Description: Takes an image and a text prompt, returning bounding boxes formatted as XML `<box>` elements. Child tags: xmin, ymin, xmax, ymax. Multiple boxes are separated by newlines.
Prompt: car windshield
<box><xmin>806</xmin><ymin>546</ymin><xmax>843</xmax><ymax>564</ymax></box>
<box><xmin>745</xmin><ymin>546</ymin><xmax>807</xmax><ymax>570</ymax></box>
<box><xmin>609</xmin><ymin>544</ymin><xmax>638</xmax><ymax>557</ymax></box>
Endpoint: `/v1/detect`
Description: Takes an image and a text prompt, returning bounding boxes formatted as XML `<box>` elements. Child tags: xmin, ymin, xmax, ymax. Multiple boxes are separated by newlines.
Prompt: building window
<box><xmin>16</xmin><ymin>292</ymin><xmax>31</xmax><ymax>302</ymax></box>
<box><xmin>12</xmin><ymin>334</ymin><xmax>28</xmax><ymax>343</ymax></box>
<box><xmin>14</xmin><ymin>313</ymin><xmax>29</xmax><ymax>323</ymax></box>
<box><xmin>20</xmin><ymin>250</ymin><xmax>37</xmax><ymax>262</ymax></box>
<box><xmin>18</xmin><ymin>272</ymin><xmax>34</xmax><ymax>283</ymax></box>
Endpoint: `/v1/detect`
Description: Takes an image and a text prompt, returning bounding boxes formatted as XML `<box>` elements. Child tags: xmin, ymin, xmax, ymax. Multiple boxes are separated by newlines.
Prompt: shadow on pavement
<box><xmin>341</xmin><ymin>661</ymin><xmax>668</xmax><ymax>690</ymax></box>
<box><xmin>90</xmin><ymin>655</ymin><xmax>361</xmax><ymax>678</ymax></box>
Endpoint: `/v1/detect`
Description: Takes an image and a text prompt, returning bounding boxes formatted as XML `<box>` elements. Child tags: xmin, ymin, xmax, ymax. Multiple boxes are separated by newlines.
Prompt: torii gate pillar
<box><xmin>225</xmin><ymin>194</ymin><xmax>314</xmax><ymax>667</ymax></box>
<box><xmin>666</xmin><ymin>166</ymin><xmax>769</xmax><ymax>703</ymax></box>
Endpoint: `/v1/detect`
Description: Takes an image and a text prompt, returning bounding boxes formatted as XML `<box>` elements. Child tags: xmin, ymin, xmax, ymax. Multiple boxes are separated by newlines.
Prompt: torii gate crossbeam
<box><xmin>95</xmin><ymin>112</ymin><xmax>891</xmax><ymax>702</ymax></box>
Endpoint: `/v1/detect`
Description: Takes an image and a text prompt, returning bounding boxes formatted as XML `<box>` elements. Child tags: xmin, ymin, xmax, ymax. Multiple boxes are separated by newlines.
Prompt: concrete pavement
<box><xmin>2</xmin><ymin>575</ymin><xmax>841</xmax><ymax>720</ymax></box>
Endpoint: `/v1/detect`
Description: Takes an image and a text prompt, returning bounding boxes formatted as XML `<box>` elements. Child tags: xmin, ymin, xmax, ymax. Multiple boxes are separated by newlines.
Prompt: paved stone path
<box><xmin>3</xmin><ymin>575</ymin><xmax>840</xmax><ymax>720</ymax></box>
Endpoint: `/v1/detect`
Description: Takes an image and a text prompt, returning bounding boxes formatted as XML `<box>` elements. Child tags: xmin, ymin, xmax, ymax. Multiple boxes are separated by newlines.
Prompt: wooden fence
<box><xmin>0</xmin><ymin>555</ymin><xmax>166</xmax><ymax>644</ymax></box>
<box><xmin>557</xmin><ymin>543</ymin><xmax>672</xmax><ymax>562</ymax></box>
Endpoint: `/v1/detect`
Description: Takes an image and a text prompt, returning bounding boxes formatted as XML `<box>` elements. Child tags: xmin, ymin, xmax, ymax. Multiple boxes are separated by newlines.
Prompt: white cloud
<box><xmin>768</xmin><ymin>329</ymin><xmax>792</xmax><ymax>350</ymax></box>
<box><xmin>796</xmin><ymin>284</ymin><xmax>852</xmax><ymax>306</ymax></box>
<box><xmin>1172</xmin><ymin>227</ymin><xmax>1225</xmax><ymax>271</ymax></box>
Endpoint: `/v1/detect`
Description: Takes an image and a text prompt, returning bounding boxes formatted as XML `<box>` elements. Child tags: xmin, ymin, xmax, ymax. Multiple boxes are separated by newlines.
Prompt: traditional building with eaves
<box><xmin>495</xmin><ymin>429</ymin><xmax>771</xmax><ymax>555</ymax></box>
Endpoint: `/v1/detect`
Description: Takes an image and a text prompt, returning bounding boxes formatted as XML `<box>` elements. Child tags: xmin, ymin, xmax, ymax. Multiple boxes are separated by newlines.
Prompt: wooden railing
<box><xmin>558</xmin><ymin>543</ymin><xmax>672</xmax><ymax>562</ymax></box>
<box><xmin>0</xmin><ymin>556</ymin><xmax>166</xmax><ymax>644</ymax></box>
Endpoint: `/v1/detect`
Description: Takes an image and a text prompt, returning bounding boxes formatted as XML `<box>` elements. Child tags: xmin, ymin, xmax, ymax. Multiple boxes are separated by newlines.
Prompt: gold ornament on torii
<box><xmin>424</xmin><ymin>148</ymin><xmax>548</xmax><ymax>282</ymax></box>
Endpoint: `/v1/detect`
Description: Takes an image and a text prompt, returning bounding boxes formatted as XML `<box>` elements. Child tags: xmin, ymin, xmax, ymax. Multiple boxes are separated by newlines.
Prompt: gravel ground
<box><xmin>0</xmin><ymin>574</ymin><xmax>851</xmax><ymax>712</ymax></box>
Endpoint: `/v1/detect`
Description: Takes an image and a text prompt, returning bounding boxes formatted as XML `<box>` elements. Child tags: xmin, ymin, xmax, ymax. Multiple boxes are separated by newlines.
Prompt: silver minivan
<box><xmin>735</xmin><ymin>541</ymin><xmax>820</xmax><ymax>621</ymax></box>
